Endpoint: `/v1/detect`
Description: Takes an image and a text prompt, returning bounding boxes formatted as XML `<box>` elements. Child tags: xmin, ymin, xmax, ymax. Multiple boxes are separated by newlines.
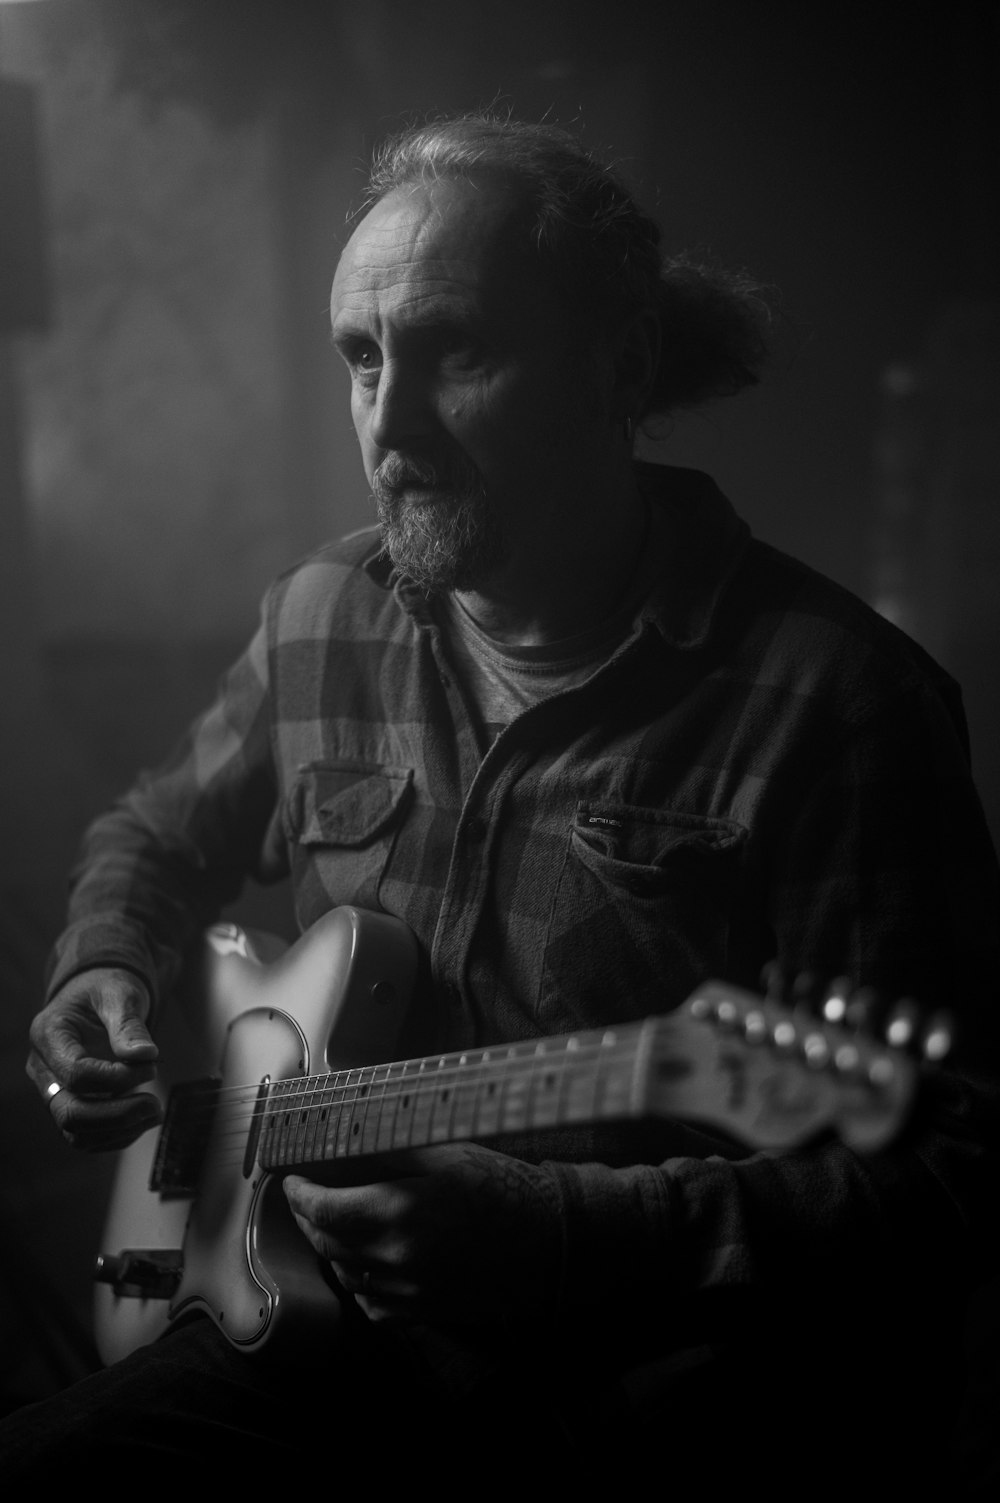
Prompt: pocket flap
<box><xmin>571</xmin><ymin>801</ymin><xmax>746</xmax><ymax>895</ymax></box>
<box><xmin>291</xmin><ymin>764</ymin><xmax>413</xmax><ymax>847</ymax></box>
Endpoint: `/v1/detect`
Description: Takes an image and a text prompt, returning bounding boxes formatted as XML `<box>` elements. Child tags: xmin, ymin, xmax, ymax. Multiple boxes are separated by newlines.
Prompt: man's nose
<box><xmin>368</xmin><ymin>361</ymin><xmax>434</xmax><ymax>451</ymax></box>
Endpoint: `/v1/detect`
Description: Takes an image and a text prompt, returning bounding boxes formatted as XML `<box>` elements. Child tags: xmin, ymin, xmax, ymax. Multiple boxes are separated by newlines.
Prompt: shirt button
<box><xmin>465</xmin><ymin>816</ymin><xmax>487</xmax><ymax>843</ymax></box>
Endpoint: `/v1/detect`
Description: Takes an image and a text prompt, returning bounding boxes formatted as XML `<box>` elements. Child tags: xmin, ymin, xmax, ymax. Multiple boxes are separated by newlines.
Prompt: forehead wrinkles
<box><xmin>331</xmin><ymin>182</ymin><xmax>539</xmax><ymax>324</ymax></box>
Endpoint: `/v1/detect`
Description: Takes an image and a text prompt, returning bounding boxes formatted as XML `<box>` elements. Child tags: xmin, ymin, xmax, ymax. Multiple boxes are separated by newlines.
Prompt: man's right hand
<box><xmin>26</xmin><ymin>968</ymin><xmax>163</xmax><ymax>1150</ymax></box>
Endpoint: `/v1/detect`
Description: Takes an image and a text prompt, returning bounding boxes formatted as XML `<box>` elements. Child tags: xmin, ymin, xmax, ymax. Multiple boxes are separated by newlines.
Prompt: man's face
<box><xmin>330</xmin><ymin>176</ymin><xmax>608</xmax><ymax>592</ymax></box>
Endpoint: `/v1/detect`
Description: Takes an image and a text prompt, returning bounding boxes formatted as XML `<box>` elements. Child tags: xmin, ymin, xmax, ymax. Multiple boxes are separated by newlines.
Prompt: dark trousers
<box><xmin>0</xmin><ymin>1315</ymin><xmax>469</xmax><ymax>1485</ymax></box>
<box><xmin>0</xmin><ymin>1307</ymin><xmax>978</xmax><ymax>1494</ymax></box>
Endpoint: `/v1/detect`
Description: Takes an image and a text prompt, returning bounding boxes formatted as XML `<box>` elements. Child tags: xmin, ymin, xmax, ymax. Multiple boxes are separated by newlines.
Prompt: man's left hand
<box><xmin>282</xmin><ymin>1142</ymin><xmax>563</xmax><ymax>1326</ymax></box>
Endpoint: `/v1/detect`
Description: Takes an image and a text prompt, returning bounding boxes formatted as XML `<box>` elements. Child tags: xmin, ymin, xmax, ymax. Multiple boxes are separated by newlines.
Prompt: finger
<box><xmin>26</xmin><ymin>1044</ymin><xmax>155</xmax><ymax>1103</ymax></box>
<box><xmin>282</xmin><ymin>1173</ymin><xmax>382</xmax><ymax>1233</ymax></box>
<box><xmin>329</xmin><ymin>1260</ymin><xmax>370</xmax><ymax>1297</ymax></box>
<box><xmin>27</xmin><ymin>970</ymin><xmax>158</xmax><ymax>1096</ymax></box>
<box><xmin>283</xmin><ymin>1177</ymin><xmax>344</xmax><ymax>1261</ymax></box>
<box><xmin>49</xmin><ymin>1087</ymin><xmax>163</xmax><ymax>1151</ymax></box>
<box><xmin>25</xmin><ymin>1052</ymin><xmax>64</xmax><ymax>1098</ymax></box>
<box><xmin>323</xmin><ymin>1261</ymin><xmax>413</xmax><ymax>1325</ymax></box>
<box><xmin>282</xmin><ymin>1173</ymin><xmax>330</xmax><ymax>1222</ymax></box>
<box><xmin>93</xmin><ymin>980</ymin><xmax>159</xmax><ymax>1064</ymax></box>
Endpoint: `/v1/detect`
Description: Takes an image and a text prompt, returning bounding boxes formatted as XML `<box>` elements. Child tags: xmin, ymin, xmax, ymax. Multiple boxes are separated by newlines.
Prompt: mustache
<box><xmin>372</xmin><ymin>450</ymin><xmax>485</xmax><ymax>503</ymax></box>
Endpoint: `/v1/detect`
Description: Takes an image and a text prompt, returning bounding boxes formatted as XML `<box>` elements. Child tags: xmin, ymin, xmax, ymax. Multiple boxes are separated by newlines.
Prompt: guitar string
<box><xmin>155</xmin><ymin>1031</ymin><xmax>647</xmax><ymax>1118</ymax></box>
<box><xmin>147</xmin><ymin>1034</ymin><xmax>650</xmax><ymax>1169</ymax></box>
<box><xmin>201</xmin><ymin>1048</ymin><xmax>636</xmax><ymax>1125</ymax></box>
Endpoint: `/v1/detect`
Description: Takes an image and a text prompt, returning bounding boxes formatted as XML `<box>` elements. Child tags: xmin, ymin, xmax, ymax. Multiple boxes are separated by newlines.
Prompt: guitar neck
<box><xmin>258</xmin><ymin>1021</ymin><xmax>655</xmax><ymax>1170</ymax></box>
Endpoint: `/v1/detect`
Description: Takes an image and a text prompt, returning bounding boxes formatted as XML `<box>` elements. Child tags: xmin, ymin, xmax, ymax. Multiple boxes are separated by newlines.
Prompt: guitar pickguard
<box><xmin>168</xmin><ymin>1006</ymin><xmax>326</xmax><ymax>1349</ymax></box>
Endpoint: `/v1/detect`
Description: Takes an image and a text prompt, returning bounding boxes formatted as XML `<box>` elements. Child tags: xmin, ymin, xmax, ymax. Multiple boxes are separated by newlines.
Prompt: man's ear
<box><xmin>611</xmin><ymin>308</ymin><xmax>660</xmax><ymax>420</ymax></box>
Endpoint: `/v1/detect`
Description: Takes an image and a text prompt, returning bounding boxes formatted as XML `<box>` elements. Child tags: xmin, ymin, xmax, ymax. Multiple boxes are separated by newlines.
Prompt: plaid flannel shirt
<box><xmin>47</xmin><ymin>464</ymin><xmax>1000</xmax><ymax>1349</ymax></box>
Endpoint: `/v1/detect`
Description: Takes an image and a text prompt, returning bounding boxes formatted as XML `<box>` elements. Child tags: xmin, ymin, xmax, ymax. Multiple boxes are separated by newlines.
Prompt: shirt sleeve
<box><xmin>44</xmin><ymin>599</ymin><xmax>287</xmax><ymax>1011</ymax></box>
<box><xmin>545</xmin><ymin>669</ymin><xmax>1000</xmax><ymax>1341</ymax></box>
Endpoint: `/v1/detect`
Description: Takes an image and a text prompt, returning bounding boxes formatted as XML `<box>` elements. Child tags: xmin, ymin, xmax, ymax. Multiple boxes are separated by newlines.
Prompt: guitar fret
<box><xmin>470</xmin><ymin>1052</ymin><xmax>502</xmax><ymax>1136</ymax></box>
<box><xmin>563</xmin><ymin>1038</ymin><xmax>602</xmax><ymax>1123</ymax></box>
<box><xmin>302</xmin><ymin>1076</ymin><xmax>324</xmax><ymax>1163</ymax></box>
<box><xmin>595</xmin><ymin>1032</ymin><xmax>632</xmax><ymax>1120</ymax></box>
<box><xmin>375</xmin><ymin>1063</ymin><xmax>404</xmax><ymax>1153</ymax></box>
<box><xmin>291</xmin><ymin>1077</ymin><xmax>310</xmax><ymax>1165</ymax></box>
<box><xmin>260</xmin><ymin>1091</ymin><xmax>280</xmax><ymax>1165</ymax></box>
<box><xmin>429</xmin><ymin>1056</ymin><xmax>460</xmax><ymax>1143</ymax></box>
<box><xmin>317</xmin><ymin>1072</ymin><xmax>342</xmax><ymax>1162</ymax></box>
<box><xmin>361</xmin><ymin>1065</ymin><xmax>390</xmax><ymax>1156</ymax></box>
<box><xmin>390</xmin><ymin>1059</ymin><xmax>421</xmax><ymax>1149</ymax></box>
<box><xmin>424</xmin><ymin>1059</ymin><xmax>446</xmax><ymax>1143</ymax></box>
<box><xmin>408</xmin><ymin>1060</ymin><xmax>437</xmax><ymax>1146</ymax></box>
<box><xmin>337</xmin><ymin>1069</ymin><xmax>363</xmax><ymax>1157</ymax></box>
<box><xmin>498</xmin><ymin>1048</ymin><xmax>528</xmax><ymax>1132</ymax></box>
<box><xmin>527</xmin><ymin>1042</ymin><xmax>562</xmax><ymax>1128</ymax></box>
<box><xmin>449</xmin><ymin>1056</ymin><xmax>481</xmax><ymax>1139</ymax></box>
<box><xmin>347</xmin><ymin>1064</ymin><xmax>369</xmax><ymax>1154</ymax></box>
<box><xmin>276</xmin><ymin>1079</ymin><xmax>299</xmax><ymax>1167</ymax></box>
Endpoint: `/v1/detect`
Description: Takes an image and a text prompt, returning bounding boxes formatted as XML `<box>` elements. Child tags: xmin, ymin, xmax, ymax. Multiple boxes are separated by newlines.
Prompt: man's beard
<box><xmin>371</xmin><ymin>450</ymin><xmax>508</xmax><ymax>593</ymax></box>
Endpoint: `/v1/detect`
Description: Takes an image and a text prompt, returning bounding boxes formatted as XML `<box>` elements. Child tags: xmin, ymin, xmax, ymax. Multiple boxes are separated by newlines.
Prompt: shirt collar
<box><xmin>635</xmin><ymin>463</ymin><xmax>751</xmax><ymax>650</ymax></box>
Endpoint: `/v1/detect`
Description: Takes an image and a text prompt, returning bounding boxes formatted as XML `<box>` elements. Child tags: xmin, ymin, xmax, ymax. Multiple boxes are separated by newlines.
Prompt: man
<box><xmin>6</xmin><ymin>114</ymin><xmax>1000</xmax><ymax>1489</ymax></box>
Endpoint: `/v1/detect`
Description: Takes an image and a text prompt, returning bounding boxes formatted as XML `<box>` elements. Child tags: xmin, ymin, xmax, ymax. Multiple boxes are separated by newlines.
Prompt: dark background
<box><xmin>0</xmin><ymin>0</ymin><xmax>997</xmax><ymax>1481</ymax></box>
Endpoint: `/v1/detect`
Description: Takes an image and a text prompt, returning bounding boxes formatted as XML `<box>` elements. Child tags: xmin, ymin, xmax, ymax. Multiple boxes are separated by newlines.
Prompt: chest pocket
<box><xmin>538</xmin><ymin>800</ymin><xmax>748</xmax><ymax>1031</ymax></box>
<box><xmin>284</xmin><ymin>762</ymin><xmax>413</xmax><ymax>925</ymax></box>
<box><xmin>571</xmin><ymin>803</ymin><xmax>745</xmax><ymax>895</ymax></box>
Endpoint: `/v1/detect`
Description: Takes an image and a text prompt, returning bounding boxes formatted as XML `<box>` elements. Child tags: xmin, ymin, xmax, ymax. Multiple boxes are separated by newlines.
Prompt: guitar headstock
<box><xmin>650</xmin><ymin>976</ymin><xmax>951</xmax><ymax>1153</ymax></box>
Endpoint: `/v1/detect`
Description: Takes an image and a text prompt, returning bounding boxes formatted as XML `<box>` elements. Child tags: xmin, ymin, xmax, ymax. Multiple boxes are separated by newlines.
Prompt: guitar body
<box><xmin>94</xmin><ymin>906</ymin><xmax>418</xmax><ymax>1364</ymax></box>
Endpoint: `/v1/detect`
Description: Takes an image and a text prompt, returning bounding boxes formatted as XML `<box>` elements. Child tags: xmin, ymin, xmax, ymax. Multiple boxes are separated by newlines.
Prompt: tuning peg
<box><xmin>920</xmin><ymin>1011</ymin><xmax>954</xmax><ymax>1063</ymax></box>
<box><xmin>742</xmin><ymin>1005</ymin><xmax>770</xmax><ymax>1045</ymax></box>
<box><xmin>800</xmin><ymin>1024</ymin><xmax>832</xmax><ymax>1069</ymax></box>
<box><xmin>819</xmin><ymin>976</ymin><xmax>852</xmax><ymax>1026</ymax></box>
<box><xmin>883</xmin><ymin>998</ymin><xmax>921</xmax><ymax>1051</ymax></box>
<box><xmin>714</xmin><ymin>996</ymin><xmax>742</xmax><ymax>1030</ymax></box>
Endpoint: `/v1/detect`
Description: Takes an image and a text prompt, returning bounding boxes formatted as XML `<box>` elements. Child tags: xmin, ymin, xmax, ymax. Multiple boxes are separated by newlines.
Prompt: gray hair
<box><xmin>363</xmin><ymin>112</ymin><xmax>771</xmax><ymax>422</ymax></box>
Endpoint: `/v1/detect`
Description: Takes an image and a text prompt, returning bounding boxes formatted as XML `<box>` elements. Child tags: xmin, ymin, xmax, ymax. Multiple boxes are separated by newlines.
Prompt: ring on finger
<box><xmin>46</xmin><ymin>1081</ymin><xmax>64</xmax><ymax>1102</ymax></box>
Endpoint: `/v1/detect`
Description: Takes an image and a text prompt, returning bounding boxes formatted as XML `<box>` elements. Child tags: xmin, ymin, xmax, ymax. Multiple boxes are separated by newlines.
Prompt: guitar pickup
<box><xmin>150</xmin><ymin>1076</ymin><xmax>220</xmax><ymax>1196</ymax></box>
<box><xmin>94</xmin><ymin>1249</ymin><xmax>183</xmax><ymax>1299</ymax></box>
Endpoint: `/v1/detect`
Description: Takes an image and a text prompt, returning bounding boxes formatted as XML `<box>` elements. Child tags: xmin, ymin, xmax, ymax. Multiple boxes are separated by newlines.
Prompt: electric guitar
<box><xmin>92</xmin><ymin>906</ymin><xmax>937</xmax><ymax>1364</ymax></box>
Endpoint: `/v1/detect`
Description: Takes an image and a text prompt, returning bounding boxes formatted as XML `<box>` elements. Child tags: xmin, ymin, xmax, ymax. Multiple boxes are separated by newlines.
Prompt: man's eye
<box><xmin>438</xmin><ymin>336</ymin><xmax>482</xmax><ymax>369</ymax></box>
<box><xmin>342</xmin><ymin>341</ymin><xmax>381</xmax><ymax>378</ymax></box>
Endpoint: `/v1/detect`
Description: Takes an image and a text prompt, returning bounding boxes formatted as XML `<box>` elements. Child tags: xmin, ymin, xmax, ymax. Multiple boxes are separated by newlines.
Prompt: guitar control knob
<box><xmin>93</xmin><ymin>1248</ymin><xmax>182</xmax><ymax>1298</ymax></box>
<box><xmin>94</xmin><ymin>1253</ymin><xmax>121</xmax><ymax>1285</ymax></box>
